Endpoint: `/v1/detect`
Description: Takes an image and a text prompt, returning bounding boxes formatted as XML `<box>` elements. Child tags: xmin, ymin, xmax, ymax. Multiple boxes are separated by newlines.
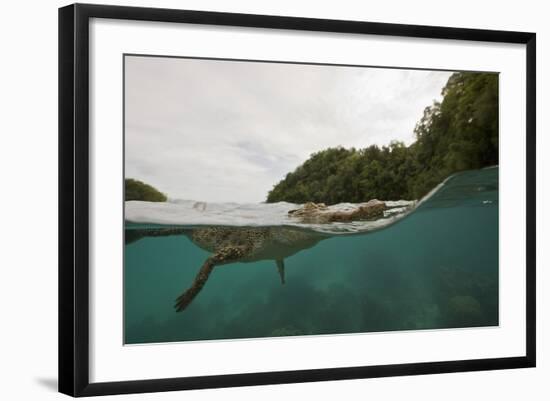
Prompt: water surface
<box><xmin>124</xmin><ymin>167</ymin><xmax>498</xmax><ymax>344</ymax></box>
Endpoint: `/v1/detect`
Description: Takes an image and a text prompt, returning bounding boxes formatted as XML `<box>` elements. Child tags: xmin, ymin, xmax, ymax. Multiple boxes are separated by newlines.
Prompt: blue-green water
<box><xmin>124</xmin><ymin>167</ymin><xmax>498</xmax><ymax>344</ymax></box>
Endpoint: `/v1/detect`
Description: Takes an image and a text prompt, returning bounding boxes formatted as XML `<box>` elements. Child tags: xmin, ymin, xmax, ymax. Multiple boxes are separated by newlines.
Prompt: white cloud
<box><xmin>125</xmin><ymin>56</ymin><xmax>452</xmax><ymax>203</ymax></box>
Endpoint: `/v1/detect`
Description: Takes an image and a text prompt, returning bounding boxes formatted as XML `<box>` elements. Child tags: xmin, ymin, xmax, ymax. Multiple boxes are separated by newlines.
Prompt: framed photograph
<box><xmin>58</xmin><ymin>3</ymin><xmax>536</xmax><ymax>397</ymax></box>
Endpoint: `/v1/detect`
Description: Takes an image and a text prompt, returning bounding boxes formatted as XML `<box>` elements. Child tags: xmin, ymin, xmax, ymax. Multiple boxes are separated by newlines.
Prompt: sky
<box><xmin>125</xmin><ymin>56</ymin><xmax>452</xmax><ymax>203</ymax></box>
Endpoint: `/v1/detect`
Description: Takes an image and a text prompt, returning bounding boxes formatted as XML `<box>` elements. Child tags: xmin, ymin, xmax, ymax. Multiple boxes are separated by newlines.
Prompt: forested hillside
<box><xmin>125</xmin><ymin>178</ymin><xmax>167</xmax><ymax>202</ymax></box>
<box><xmin>266</xmin><ymin>72</ymin><xmax>498</xmax><ymax>204</ymax></box>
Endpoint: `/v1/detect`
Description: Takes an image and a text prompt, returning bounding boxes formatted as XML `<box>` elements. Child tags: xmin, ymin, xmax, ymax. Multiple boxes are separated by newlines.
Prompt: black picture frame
<box><xmin>59</xmin><ymin>3</ymin><xmax>536</xmax><ymax>397</ymax></box>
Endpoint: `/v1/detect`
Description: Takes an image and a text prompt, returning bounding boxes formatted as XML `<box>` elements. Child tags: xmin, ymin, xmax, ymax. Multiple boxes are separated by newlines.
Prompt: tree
<box><xmin>266</xmin><ymin>72</ymin><xmax>498</xmax><ymax>204</ymax></box>
<box><xmin>125</xmin><ymin>178</ymin><xmax>167</xmax><ymax>202</ymax></box>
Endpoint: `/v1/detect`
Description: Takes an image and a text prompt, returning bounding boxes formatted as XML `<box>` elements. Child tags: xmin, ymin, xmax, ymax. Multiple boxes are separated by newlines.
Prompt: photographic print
<box><xmin>123</xmin><ymin>55</ymin><xmax>499</xmax><ymax>345</ymax></box>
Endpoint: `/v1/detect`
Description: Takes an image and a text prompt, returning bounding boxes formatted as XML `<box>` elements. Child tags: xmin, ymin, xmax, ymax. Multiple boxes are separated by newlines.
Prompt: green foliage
<box><xmin>125</xmin><ymin>178</ymin><xmax>167</xmax><ymax>202</ymax></box>
<box><xmin>267</xmin><ymin>72</ymin><xmax>498</xmax><ymax>203</ymax></box>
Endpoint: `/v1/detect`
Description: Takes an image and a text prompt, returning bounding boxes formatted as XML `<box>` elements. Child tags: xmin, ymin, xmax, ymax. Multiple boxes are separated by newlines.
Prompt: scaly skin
<box><xmin>125</xmin><ymin>226</ymin><xmax>325</xmax><ymax>311</ymax></box>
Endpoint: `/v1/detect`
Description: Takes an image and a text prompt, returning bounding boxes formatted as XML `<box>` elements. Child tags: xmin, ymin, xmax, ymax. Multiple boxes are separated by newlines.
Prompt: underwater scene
<box><xmin>124</xmin><ymin>166</ymin><xmax>498</xmax><ymax>344</ymax></box>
